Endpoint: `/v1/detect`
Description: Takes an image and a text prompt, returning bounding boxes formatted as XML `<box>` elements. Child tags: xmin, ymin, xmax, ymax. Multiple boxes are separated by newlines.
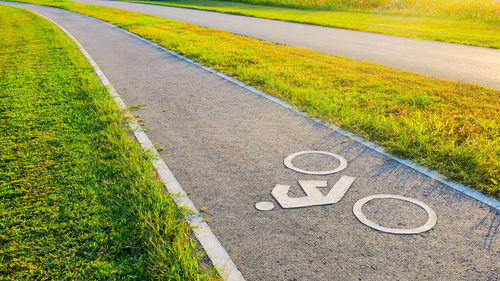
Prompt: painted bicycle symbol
<box><xmin>255</xmin><ymin>151</ymin><xmax>437</xmax><ymax>235</ymax></box>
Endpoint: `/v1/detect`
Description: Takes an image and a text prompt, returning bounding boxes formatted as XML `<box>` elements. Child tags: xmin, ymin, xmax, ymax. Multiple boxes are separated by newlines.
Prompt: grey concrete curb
<box><xmin>21</xmin><ymin>7</ymin><xmax>245</xmax><ymax>281</ymax></box>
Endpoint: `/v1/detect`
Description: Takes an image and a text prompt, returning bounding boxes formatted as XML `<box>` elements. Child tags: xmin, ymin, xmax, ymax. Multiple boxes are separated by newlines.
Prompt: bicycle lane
<box><xmin>5</xmin><ymin>2</ymin><xmax>499</xmax><ymax>280</ymax></box>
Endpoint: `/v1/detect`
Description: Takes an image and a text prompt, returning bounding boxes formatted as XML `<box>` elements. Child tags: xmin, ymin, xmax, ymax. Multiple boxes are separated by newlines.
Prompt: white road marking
<box><xmin>271</xmin><ymin>151</ymin><xmax>354</xmax><ymax>208</ymax></box>
<box><xmin>265</xmin><ymin>152</ymin><xmax>435</xmax><ymax>236</ymax></box>
<box><xmin>272</xmin><ymin>177</ymin><xmax>355</xmax><ymax>208</ymax></box>
<box><xmin>255</xmin><ymin>201</ymin><xmax>275</xmax><ymax>211</ymax></box>
<box><xmin>284</xmin><ymin>151</ymin><xmax>347</xmax><ymax>175</ymax></box>
<box><xmin>353</xmin><ymin>194</ymin><xmax>437</xmax><ymax>235</ymax></box>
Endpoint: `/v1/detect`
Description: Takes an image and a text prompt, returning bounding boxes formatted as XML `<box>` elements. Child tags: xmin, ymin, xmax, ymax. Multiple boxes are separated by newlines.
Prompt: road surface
<box><xmin>3</xmin><ymin>2</ymin><xmax>499</xmax><ymax>280</ymax></box>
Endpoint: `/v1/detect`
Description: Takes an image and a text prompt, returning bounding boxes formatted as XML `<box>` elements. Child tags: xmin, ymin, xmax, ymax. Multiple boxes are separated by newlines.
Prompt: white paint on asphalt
<box><xmin>264</xmin><ymin>151</ymin><xmax>436</xmax><ymax>235</ymax></box>
<box><xmin>353</xmin><ymin>194</ymin><xmax>438</xmax><ymax>235</ymax></box>
<box><xmin>269</xmin><ymin>151</ymin><xmax>355</xmax><ymax>208</ymax></box>
<box><xmin>255</xmin><ymin>201</ymin><xmax>275</xmax><ymax>211</ymax></box>
<box><xmin>272</xmin><ymin>177</ymin><xmax>355</xmax><ymax>208</ymax></box>
<box><xmin>284</xmin><ymin>150</ymin><xmax>348</xmax><ymax>175</ymax></box>
<box><xmin>22</xmin><ymin>8</ymin><xmax>245</xmax><ymax>281</ymax></box>
<box><xmin>267</xmin><ymin>150</ymin><xmax>437</xmax><ymax>234</ymax></box>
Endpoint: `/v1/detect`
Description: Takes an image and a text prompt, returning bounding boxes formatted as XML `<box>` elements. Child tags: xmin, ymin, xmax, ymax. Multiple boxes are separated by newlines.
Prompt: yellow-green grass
<box><xmin>125</xmin><ymin>0</ymin><xmax>500</xmax><ymax>48</ymax></box>
<box><xmin>13</xmin><ymin>0</ymin><xmax>500</xmax><ymax>197</ymax></box>
<box><xmin>206</xmin><ymin>0</ymin><xmax>500</xmax><ymax>21</ymax></box>
<box><xmin>0</xmin><ymin>5</ymin><xmax>215</xmax><ymax>280</ymax></box>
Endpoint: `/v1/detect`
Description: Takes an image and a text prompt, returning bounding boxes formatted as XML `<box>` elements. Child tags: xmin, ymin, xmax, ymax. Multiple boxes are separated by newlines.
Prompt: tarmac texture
<box><xmin>3</xmin><ymin>2</ymin><xmax>499</xmax><ymax>280</ymax></box>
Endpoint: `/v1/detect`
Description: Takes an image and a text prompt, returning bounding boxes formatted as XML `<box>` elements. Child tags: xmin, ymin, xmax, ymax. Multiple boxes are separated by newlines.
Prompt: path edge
<box><xmin>91</xmin><ymin>15</ymin><xmax>500</xmax><ymax>210</ymax></box>
<box><xmin>18</xmin><ymin>6</ymin><xmax>245</xmax><ymax>281</ymax></box>
<box><xmin>10</xmin><ymin>0</ymin><xmax>499</xmax><ymax>211</ymax></box>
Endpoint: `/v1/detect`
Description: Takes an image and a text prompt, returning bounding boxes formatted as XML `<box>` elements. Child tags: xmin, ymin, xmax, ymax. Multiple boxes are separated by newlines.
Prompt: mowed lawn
<box><xmin>128</xmin><ymin>0</ymin><xmax>500</xmax><ymax>48</ymax></box>
<box><xmin>0</xmin><ymin>5</ymin><xmax>215</xmax><ymax>280</ymax></box>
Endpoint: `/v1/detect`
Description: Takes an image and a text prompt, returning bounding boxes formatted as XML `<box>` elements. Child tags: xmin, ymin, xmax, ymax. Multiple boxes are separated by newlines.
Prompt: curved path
<box><xmin>3</xmin><ymin>2</ymin><xmax>499</xmax><ymax>280</ymax></box>
<box><xmin>72</xmin><ymin>0</ymin><xmax>500</xmax><ymax>90</ymax></box>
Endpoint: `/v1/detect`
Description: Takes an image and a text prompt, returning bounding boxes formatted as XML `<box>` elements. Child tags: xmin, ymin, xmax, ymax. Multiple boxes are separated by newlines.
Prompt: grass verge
<box><xmin>0</xmin><ymin>4</ymin><xmax>216</xmax><ymax>280</ymax></box>
<box><xmin>183</xmin><ymin>0</ymin><xmax>500</xmax><ymax>20</ymax></box>
<box><xmin>11</xmin><ymin>0</ymin><xmax>500</xmax><ymax>197</ymax></box>
<box><xmin>125</xmin><ymin>0</ymin><xmax>500</xmax><ymax>48</ymax></box>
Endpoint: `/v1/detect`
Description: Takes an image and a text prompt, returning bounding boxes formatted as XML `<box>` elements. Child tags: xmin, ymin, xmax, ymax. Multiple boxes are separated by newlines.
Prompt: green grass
<box><xmin>125</xmin><ymin>0</ymin><xmax>500</xmax><ymax>48</ymax></box>
<box><xmin>0</xmin><ymin>5</ymin><xmax>216</xmax><ymax>280</ymax></box>
<box><xmin>195</xmin><ymin>0</ymin><xmax>500</xmax><ymax>21</ymax></box>
<box><xmin>11</xmin><ymin>0</ymin><xmax>500</xmax><ymax>197</ymax></box>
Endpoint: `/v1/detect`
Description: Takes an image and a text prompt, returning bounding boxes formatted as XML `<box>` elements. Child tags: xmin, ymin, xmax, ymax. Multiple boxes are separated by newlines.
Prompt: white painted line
<box><xmin>26</xmin><ymin>9</ymin><xmax>245</xmax><ymax>281</ymax></box>
<box><xmin>353</xmin><ymin>194</ymin><xmax>438</xmax><ymax>235</ymax></box>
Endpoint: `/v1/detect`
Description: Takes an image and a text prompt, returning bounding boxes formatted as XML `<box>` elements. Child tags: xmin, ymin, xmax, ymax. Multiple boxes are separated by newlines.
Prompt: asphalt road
<box><xmin>70</xmin><ymin>0</ymin><xmax>500</xmax><ymax>91</ymax></box>
<box><xmin>4</xmin><ymin>2</ymin><xmax>499</xmax><ymax>280</ymax></box>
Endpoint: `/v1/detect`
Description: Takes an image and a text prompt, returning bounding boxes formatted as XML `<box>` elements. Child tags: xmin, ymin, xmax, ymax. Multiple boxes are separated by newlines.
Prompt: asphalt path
<box><xmin>4</xmin><ymin>2</ymin><xmax>499</xmax><ymax>280</ymax></box>
<box><xmin>71</xmin><ymin>0</ymin><xmax>500</xmax><ymax>91</ymax></box>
